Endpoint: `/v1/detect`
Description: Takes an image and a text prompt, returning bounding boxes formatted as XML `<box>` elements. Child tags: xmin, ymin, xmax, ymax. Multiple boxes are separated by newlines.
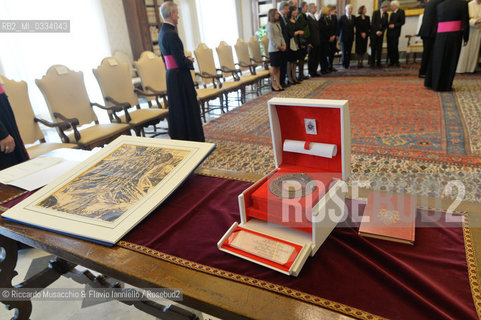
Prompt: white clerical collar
<box><xmin>307</xmin><ymin>12</ymin><xmax>316</xmax><ymax>19</ymax></box>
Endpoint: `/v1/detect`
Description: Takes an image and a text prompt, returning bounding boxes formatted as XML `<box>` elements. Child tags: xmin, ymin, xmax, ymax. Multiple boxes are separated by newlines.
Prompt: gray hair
<box><xmin>381</xmin><ymin>1</ymin><xmax>391</xmax><ymax>8</ymax></box>
<box><xmin>345</xmin><ymin>4</ymin><xmax>352</xmax><ymax>12</ymax></box>
<box><xmin>160</xmin><ymin>1</ymin><xmax>177</xmax><ymax>20</ymax></box>
<box><xmin>279</xmin><ymin>1</ymin><xmax>289</xmax><ymax>11</ymax></box>
<box><xmin>391</xmin><ymin>0</ymin><xmax>400</xmax><ymax>8</ymax></box>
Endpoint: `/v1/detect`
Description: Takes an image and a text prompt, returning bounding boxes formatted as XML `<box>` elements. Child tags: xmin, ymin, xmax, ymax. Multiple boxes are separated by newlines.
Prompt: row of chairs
<box><xmin>0</xmin><ymin>36</ymin><xmax>271</xmax><ymax>159</ymax></box>
<box><xmin>190</xmin><ymin>37</ymin><xmax>270</xmax><ymax>121</ymax></box>
<box><xmin>0</xmin><ymin>53</ymin><xmax>169</xmax><ymax>156</ymax></box>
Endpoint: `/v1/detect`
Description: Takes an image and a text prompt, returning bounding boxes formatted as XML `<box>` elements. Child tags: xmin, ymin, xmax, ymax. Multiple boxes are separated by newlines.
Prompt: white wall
<box><xmin>0</xmin><ymin>0</ymin><xmax>111</xmax><ymax>118</ymax></box>
<box><xmin>99</xmin><ymin>0</ymin><xmax>133</xmax><ymax>58</ymax></box>
<box><xmin>177</xmin><ymin>0</ymin><xmax>201</xmax><ymax>53</ymax></box>
<box><xmin>239</xmin><ymin>0</ymin><xmax>254</xmax><ymax>41</ymax></box>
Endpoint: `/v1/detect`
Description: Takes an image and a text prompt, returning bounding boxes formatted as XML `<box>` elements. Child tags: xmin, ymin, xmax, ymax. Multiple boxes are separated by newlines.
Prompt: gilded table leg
<box><xmin>0</xmin><ymin>235</ymin><xmax>31</xmax><ymax>320</ymax></box>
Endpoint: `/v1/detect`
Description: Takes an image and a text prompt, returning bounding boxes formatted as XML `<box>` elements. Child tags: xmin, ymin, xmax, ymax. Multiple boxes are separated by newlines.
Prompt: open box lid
<box><xmin>268</xmin><ymin>98</ymin><xmax>351</xmax><ymax>180</ymax></box>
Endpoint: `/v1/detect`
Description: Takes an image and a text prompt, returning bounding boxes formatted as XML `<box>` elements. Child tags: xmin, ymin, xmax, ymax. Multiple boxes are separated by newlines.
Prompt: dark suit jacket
<box><xmin>387</xmin><ymin>9</ymin><xmax>405</xmax><ymax>38</ymax></box>
<box><xmin>338</xmin><ymin>14</ymin><xmax>355</xmax><ymax>43</ymax></box>
<box><xmin>318</xmin><ymin>16</ymin><xmax>330</xmax><ymax>43</ymax></box>
<box><xmin>418</xmin><ymin>0</ymin><xmax>445</xmax><ymax>38</ymax></box>
<box><xmin>307</xmin><ymin>15</ymin><xmax>320</xmax><ymax>47</ymax></box>
<box><xmin>327</xmin><ymin>14</ymin><xmax>339</xmax><ymax>37</ymax></box>
<box><xmin>279</xmin><ymin>14</ymin><xmax>291</xmax><ymax>49</ymax></box>
<box><xmin>371</xmin><ymin>9</ymin><xmax>388</xmax><ymax>38</ymax></box>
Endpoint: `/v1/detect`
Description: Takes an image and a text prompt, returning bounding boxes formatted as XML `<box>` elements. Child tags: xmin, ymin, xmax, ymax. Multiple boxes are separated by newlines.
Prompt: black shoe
<box><xmin>321</xmin><ymin>70</ymin><xmax>328</xmax><ymax>74</ymax></box>
<box><xmin>271</xmin><ymin>86</ymin><xmax>281</xmax><ymax>92</ymax></box>
<box><xmin>331</xmin><ymin>67</ymin><xmax>338</xmax><ymax>72</ymax></box>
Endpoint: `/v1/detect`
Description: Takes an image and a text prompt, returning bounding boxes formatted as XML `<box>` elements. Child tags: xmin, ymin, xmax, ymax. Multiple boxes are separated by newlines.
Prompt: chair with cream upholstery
<box><xmin>261</xmin><ymin>35</ymin><xmax>270</xmax><ymax>60</ymax></box>
<box><xmin>0</xmin><ymin>75</ymin><xmax>77</xmax><ymax>158</ymax></box>
<box><xmin>405</xmin><ymin>14</ymin><xmax>424</xmax><ymax>64</ymax></box>
<box><xmin>248</xmin><ymin>36</ymin><xmax>271</xmax><ymax>87</ymax></box>
<box><xmin>36</xmin><ymin>65</ymin><xmax>131</xmax><ymax>150</ymax></box>
<box><xmin>133</xmin><ymin>51</ymin><xmax>169</xmax><ymax>109</ymax></box>
<box><xmin>112</xmin><ymin>50</ymin><xmax>141</xmax><ymax>87</ymax></box>
<box><xmin>186</xmin><ymin>50</ymin><xmax>224</xmax><ymax>123</ymax></box>
<box><xmin>195</xmin><ymin>43</ymin><xmax>243</xmax><ymax>108</ymax></box>
<box><xmin>216</xmin><ymin>41</ymin><xmax>259</xmax><ymax>99</ymax></box>
<box><xmin>248</xmin><ymin>36</ymin><xmax>271</xmax><ymax>72</ymax></box>
<box><xmin>93</xmin><ymin>57</ymin><xmax>168</xmax><ymax>137</ymax></box>
<box><xmin>234</xmin><ymin>38</ymin><xmax>267</xmax><ymax>94</ymax></box>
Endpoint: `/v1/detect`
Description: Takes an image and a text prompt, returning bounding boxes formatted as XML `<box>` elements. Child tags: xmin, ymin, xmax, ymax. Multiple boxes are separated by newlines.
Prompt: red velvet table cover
<box><xmin>2</xmin><ymin>175</ymin><xmax>478</xmax><ymax>319</ymax></box>
<box><xmin>120</xmin><ymin>175</ymin><xmax>478</xmax><ymax>320</ymax></box>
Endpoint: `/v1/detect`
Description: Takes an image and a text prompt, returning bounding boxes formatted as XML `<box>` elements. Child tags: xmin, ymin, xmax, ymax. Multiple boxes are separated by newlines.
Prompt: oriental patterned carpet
<box><xmin>201</xmin><ymin>67</ymin><xmax>481</xmax><ymax>202</ymax></box>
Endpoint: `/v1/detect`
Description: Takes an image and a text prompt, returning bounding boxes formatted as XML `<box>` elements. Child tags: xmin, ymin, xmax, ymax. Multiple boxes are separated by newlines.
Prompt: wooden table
<box><xmin>0</xmin><ymin>168</ymin><xmax>352</xmax><ymax>320</ymax></box>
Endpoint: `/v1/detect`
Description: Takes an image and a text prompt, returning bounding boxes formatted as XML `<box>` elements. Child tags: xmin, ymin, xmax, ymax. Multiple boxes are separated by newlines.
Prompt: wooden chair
<box><xmin>133</xmin><ymin>51</ymin><xmax>169</xmax><ymax>109</ymax></box>
<box><xmin>234</xmin><ymin>38</ymin><xmax>268</xmax><ymax>94</ymax></box>
<box><xmin>0</xmin><ymin>75</ymin><xmax>78</xmax><ymax>158</ymax></box>
<box><xmin>261</xmin><ymin>35</ymin><xmax>270</xmax><ymax>61</ymax></box>
<box><xmin>248</xmin><ymin>36</ymin><xmax>270</xmax><ymax>69</ymax></box>
<box><xmin>112</xmin><ymin>50</ymin><xmax>141</xmax><ymax>87</ymax></box>
<box><xmin>194</xmin><ymin>43</ymin><xmax>243</xmax><ymax>108</ymax></box>
<box><xmin>247</xmin><ymin>36</ymin><xmax>271</xmax><ymax>86</ymax></box>
<box><xmin>405</xmin><ymin>14</ymin><xmax>424</xmax><ymax>64</ymax></box>
<box><xmin>216</xmin><ymin>41</ymin><xmax>259</xmax><ymax>99</ymax></box>
<box><xmin>186</xmin><ymin>50</ymin><xmax>224</xmax><ymax>123</ymax></box>
<box><xmin>93</xmin><ymin>57</ymin><xmax>168</xmax><ymax>137</ymax></box>
<box><xmin>36</xmin><ymin>65</ymin><xmax>131</xmax><ymax>150</ymax></box>
<box><xmin>405</xmin><ymin>35</ymin><xmax>423</xmax><ymax>63</ymax></box>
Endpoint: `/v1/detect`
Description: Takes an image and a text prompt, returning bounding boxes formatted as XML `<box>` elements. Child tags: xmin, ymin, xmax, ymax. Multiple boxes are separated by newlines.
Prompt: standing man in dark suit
<box><xmin>338</xmin><ymin>4</ymin><xmax>356</xmax><ymax>69</ymax></box>
<box><xmin>370</xmin><ymin>1</ymin><xmax>390</xmax><ymax>67</ymax></box>
<box><xmin>327</xmin><ymin>5</ymin><xmax>339</xmax><ymax>72</ymax></box>
<box><xmin>158</xmin><ymin>2</ymin><xmax>204</xmax><ymax>141</ymax></box>
<box><xmin>307</xmin><ymin>3</ymin><xmax>321</xmax><ymax>77</ymax></box>
<box><xmin>387</xmin><ymin>1</ymin><xmax>405</xmax><ymax>67</ymax></box>
<box><xmin>418</xmin><ymin>0</ymin><xmax>446</xmax><ymax>77</ymax></box>
<box><xmin>278</xmin><ymin>1</ymin><xmax>291</xmax><ymax>88</ymax></box>
<box><xmin>319</xmin><ymin>6</ymin><xmax>332</xmax><ymax>74</ymax></box>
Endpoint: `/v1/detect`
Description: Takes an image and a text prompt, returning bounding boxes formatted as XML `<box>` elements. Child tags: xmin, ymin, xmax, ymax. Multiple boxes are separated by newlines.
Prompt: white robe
<box><xmin>456</xmin><ymin>0</ymin><xmax>481</xmax><ymax>73</ymax></box>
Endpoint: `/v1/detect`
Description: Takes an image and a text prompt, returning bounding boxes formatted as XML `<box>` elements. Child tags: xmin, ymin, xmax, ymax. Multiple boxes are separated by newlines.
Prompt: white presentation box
<box><xmin>218</xmin><ymin>98</ymin><xmax>351</xmax><ymax>276</ymax></box>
